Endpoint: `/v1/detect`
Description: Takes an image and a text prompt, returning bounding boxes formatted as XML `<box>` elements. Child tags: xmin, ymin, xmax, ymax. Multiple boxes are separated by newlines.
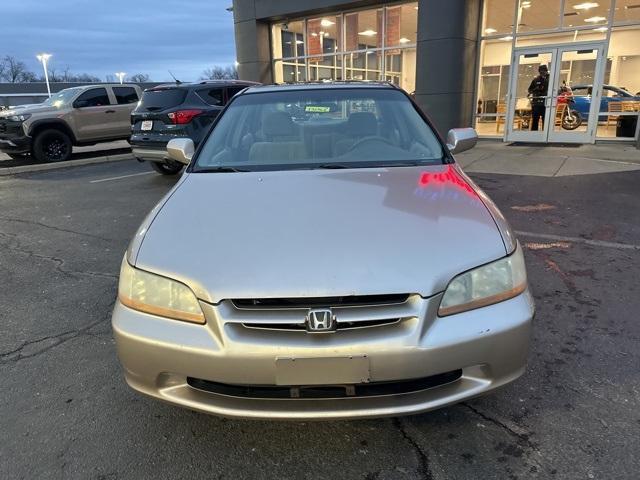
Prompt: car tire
<box><xmin>32</xmin><ymin>129</ymin><xmax>72</xmax><ymax>162</ymax></box>
<box><xmin>150</xmin><ymin>160</ymin><xmax>184</xmax><ymax>175</ymax></box>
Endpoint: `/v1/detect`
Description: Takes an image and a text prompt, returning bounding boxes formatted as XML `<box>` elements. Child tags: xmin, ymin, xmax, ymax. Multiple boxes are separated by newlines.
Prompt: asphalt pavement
<box><xmin>1</xmin><ymin>158</ymin><xmax>639</xmax><ymax>479</ymax></box>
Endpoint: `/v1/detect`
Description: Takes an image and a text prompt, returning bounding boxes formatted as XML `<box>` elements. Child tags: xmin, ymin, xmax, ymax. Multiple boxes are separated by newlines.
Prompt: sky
<box><xmin>1</xmin><ymin>0</ymin><xmax>237</xmax><ymax>82</ymax></box>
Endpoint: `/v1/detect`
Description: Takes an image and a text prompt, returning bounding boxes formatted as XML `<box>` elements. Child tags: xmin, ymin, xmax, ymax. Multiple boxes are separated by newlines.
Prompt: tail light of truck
<box><xmin>167</xmin><ymin>109</ymin><xmax>203</xmax><ymax>125</ymax></box>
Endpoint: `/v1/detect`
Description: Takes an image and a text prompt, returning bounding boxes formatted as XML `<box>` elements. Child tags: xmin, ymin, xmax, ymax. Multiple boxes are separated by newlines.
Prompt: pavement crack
<box><xmin>0</xmin><ymin>215</ymin><xmax>112</xmax><ymax>242</ymax></box>
<box><xmin>392</xmin><ymin>417</ymin><xmax>434</xmax><ymax>480</ymax></box>
<box><xmin>0</xmin><ymin>235</ymin><xmax>117</xmax><ymax>280</ymax></box>
<box><xmin>0</xmin><ymin>305</ymin><xmax>114</xmax><ymax>364</ymax></box>
<box><xmin>462</xmin><ymin>403</ymin><xmax>538</xmax><ymax>451</ymax></box>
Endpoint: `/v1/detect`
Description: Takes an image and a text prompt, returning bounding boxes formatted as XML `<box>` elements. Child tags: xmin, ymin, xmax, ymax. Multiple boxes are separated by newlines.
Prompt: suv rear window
<box><xmin>197</xmin><ymin>88</ymin><xmax>223</xmax><ymax>106</ymax></box>
<box><xmin>113</xmin><ymin>87</ymin><xmax>139</xmax><ymax>104</ymax></box>
<box><xmin>138</xmin><ymin>88</ymin><xmax>187</xmax><ymax>111</ymax></box>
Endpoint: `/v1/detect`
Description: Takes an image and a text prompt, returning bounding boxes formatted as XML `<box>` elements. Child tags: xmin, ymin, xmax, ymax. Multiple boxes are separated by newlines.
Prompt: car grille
<box><xmin>187</xmin><ymin>369</ymin><xmax>463</xmax><ymax>399</ymax></box>
<box><xmin>218</xmin><ymin>294</ymin><xmax>420</xmax><ymax>331</ymax></box>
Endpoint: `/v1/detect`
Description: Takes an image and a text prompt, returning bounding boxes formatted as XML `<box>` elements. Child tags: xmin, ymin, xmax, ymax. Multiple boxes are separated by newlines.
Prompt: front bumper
<box><xmin>112</xmin><ymin>290</ymin><xmax>534</xmax><ymax>420</ymax></box>
<box><xmin>0</xmin><ymin>127</ymin><xmax>32</xmax><ymax>154</ymax></box>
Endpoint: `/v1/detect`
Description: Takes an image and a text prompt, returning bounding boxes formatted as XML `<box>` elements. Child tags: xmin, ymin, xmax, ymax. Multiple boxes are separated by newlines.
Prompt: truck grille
<box><xmin>216</xmin><ymin>294</ymin><xmax>421</xmax><ymax>331</ymax></box>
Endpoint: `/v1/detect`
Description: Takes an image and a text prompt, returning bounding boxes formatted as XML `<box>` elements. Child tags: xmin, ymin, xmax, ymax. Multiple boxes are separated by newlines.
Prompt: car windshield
<box><xmin>42</xmin><ymin>88</ymin><xmax>83</xmax><ymax>108</ymax></box>
<box><xmin>194</xmin><ymin>88</ymin><xmax>445</xmax><ymax>172</ymax></box>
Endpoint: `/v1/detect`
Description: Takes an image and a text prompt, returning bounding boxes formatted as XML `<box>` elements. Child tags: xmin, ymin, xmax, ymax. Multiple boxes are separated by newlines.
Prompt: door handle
<box><xmin>105</xmin><ymin>110</ymin><xmax>116</xmax><ymax>113</ymax></box>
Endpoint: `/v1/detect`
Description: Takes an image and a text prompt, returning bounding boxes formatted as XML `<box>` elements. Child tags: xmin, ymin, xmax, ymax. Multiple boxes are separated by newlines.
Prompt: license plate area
<box><xmin>275</xmin><ymin>355</ymin><xmax>370</xmax><ymax>386</ymax></box>
<box><xmin>140</xmin><ymin>120</ymin><xmax>153</xmax><ymax>131</ymax></box>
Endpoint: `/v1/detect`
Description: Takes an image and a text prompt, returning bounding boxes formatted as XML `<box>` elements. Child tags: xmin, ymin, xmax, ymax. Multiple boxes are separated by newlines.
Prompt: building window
<box><xmin>271</xmin><ymin>2</ymin><xmax>417</xmax><ymax>92</ymax></box>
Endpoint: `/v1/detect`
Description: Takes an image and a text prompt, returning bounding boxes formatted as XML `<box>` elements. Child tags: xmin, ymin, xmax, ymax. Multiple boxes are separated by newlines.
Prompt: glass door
<box><xmin>505</xmin><ymin>42</ymin><xmax>606</xmax><ymax>143</ymax></box>
<box><xmin>505</xmin><ymin>48</ymin><xmax>555</xmax><ymax>143</ymax></box>
<box><xmin>547</xmin><ymin>44</ymin><xmax>605</xmax><ymax>143</ymax></box>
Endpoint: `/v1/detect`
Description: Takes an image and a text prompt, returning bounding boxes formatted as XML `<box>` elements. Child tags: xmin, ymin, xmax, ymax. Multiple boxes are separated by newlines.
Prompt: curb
<box><xmin>0</xmin><ymin>153</ymin><xmax>134</xmax><ymax>176</ymax></box>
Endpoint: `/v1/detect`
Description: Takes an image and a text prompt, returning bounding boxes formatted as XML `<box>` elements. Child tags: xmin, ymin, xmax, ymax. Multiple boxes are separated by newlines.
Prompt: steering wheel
<box><xmin>346</xmin><ymin>136</ymin><xmax>395</xmax><ymax>153</ymax></box>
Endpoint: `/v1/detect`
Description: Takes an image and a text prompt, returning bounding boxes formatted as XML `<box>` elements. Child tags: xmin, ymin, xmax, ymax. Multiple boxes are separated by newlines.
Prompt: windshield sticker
<box><xmin>304</xmin><ymin>105</ymin><xmax>331</xmax><ymax>113</ymax></box>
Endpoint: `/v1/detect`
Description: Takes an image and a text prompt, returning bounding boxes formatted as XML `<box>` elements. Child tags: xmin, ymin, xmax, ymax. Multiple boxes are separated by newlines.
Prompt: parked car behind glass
<box><xmin>130</xmin><ymin>80</ymin><xmax>259</xmax><ymax>175</ymax></box>
<box><xmin>570</xmin><ymin>84</ymin><xmax>640</xmax><ymax>120</ymax></box>
<box><xmin>112</xmin><ymin>82</ymin><xmax>534</xmax><ymax>420</ymax></box>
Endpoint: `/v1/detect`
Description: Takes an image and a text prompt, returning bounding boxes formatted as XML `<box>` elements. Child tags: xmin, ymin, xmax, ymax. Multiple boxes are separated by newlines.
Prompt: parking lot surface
<box><xmin>1</xmin><ymin>159</ymin><xmax>639</xmax><ymax>479</ymax></box>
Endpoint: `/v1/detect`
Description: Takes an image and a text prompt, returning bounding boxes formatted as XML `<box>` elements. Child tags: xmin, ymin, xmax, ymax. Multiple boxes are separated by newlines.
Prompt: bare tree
<box><xmin>200</xmin><ymin>65</ymin><xmax>238</xmax><ymax>80</ymax></box>
<box><xmin>1</xmin><ymin>55</ymin><xmax>35</xmax><ymax>83</ymax></box>
<box><xmin>129</xmin><ymin>73</ymin><xmax>150</xmax><ymax>83</ymax></box>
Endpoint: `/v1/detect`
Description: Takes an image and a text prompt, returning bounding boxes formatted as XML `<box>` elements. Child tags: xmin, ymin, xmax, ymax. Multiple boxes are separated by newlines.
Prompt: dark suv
<box><xmin>130</xmin><ymin>80</ymin><xmax>259</xmax><ymax>175</ymax></box>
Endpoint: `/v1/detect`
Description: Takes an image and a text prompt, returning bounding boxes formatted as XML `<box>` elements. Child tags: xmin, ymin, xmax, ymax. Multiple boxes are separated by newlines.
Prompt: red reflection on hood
<box><xmin>418</xmin><ymin>165</ymin><xmax>477</xmax><ymax>198</ymax></box>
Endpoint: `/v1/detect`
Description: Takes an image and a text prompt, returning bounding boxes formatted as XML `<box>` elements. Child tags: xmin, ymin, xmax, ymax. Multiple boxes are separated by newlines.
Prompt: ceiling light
<box><xmin>484</xmin><ymin>27</ymin><xmax>497</xmax><ymax>34</ymax></box>
<box><xmin>320</xmin><ymin>19</ymin><xmax>334</xmax><ymax>27</ymax></box>
<box><xmin>311</xmin><ymin>32</ymin><xmax>318</xmax><ymax>36</ymax></box>
<box><xmin>296</xmin><ymin>40</ymin><xmax>304</xmax><ymax>44</ymax></box>
<box><xmin>573</xmin><ymin>2</ymin><xmax>599</xmax><ymax>9</ymax></box>
<box><xmin>593</xmin><ymin>26</ymin><xmax>608</xmax><ymax>31</ymax></box>
<box><xmin>358</xmin><ymin>29</ymin><xmax>377</xmax><ymax>36</ymax></box>
<box><xmin>521</xmin><ymin>1</ymin><xmax>532</xmax><ymax>8</ymax></box>
<box><xmin>584</xmin><ymin>15</ymin><xmax>606</xmax><ymax>22</ymax></box>
<box><xmin>500</xmin><ymin>35</ymin><xmax>514</xmax><ymax>41</ymax></box>
<box><xmin>399</xmin><ymin>37</ymin><xmax>411</xmax><ymax>43</ymax></box>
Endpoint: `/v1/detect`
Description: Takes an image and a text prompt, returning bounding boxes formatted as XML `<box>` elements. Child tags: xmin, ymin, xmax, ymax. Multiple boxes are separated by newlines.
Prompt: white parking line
<box><xmin>516</xmin><ymin>230</ymin><xmax>640</xmax><ymax>251</ymax></box>
<box><xmin>89</xmin><ymin>171</ymin><xmax>154</xmax><ymax>184</ymax></box>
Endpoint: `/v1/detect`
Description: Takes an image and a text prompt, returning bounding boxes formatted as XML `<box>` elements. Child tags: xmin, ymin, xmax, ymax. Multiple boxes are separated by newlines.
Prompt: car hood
<box><xmin>0</xmin><ymin>104</ymin><xmax>57</xmax><ymax>117</ymax></box>
<box><xmin>135</xmin><ymin>164</ymin><xmax>507</xmax><ymax>303</ymax></box>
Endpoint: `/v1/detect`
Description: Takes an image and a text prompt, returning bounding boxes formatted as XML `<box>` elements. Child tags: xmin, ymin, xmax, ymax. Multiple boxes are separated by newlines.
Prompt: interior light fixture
<box><xmin>584</xmin><ymin>15</ymin><xmax>606</xmax><ymax>22</ymax></box>
<box><xmin>311</xmin><ymin>32</ymin><xmax>318</xmax><ymax>36</ymax></box>
<box><xmin>399</xmin><ymin>37</ymin><xmax>411</xmax><ymax>43</ymax></box>
<box><xmin>320</xmin><ymin>19</ymin><xmax>334</xmax><ymax>27</ymax></box>
<box><xmin>573</xmin><ymin>2</ymin><xmax>599</xmax><ymax>9</ymax></box>
<box><xmin>521</xmin><ymin>1</ymin><xmax>532</xmax><ymax>8</ymax></box>
<box><xmin>593</xmin><ymin>26</ymin><xmax>608</xmax><ymax>31</ymax></box>
<box><xmin>500</xmin><ymin>35</ymin><xmax>514</xmax><ymax>41</ymax></box>
<box><xmin>484</xmin><ymin>27</ymin><xmax>498</xmax><ymax>34</ymax></box>
<box><xmin>358</xmin><ymin>29</ymin><xmax>377</xmax><ymax>36</ymax></box>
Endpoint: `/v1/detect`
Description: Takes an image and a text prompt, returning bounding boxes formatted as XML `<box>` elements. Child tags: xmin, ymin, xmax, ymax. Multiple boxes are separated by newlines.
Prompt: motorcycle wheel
<box><xmin>562</xmin><ymin>109</ymin><xmax>582</xmax><ymax>130</ymax></box>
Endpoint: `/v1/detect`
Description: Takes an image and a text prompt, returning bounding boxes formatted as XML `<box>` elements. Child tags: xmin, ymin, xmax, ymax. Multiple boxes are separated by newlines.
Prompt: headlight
<box><xmin>438</xmin><ymin>243</ymin><xmax>527</xmax><ymax>316</ymax></box>
<box><xmin>8</xmin><ymin>113</ymin><xmax>31</xmax><ymax>122</ymax></box>
<box><xmin>118</xmin><ymin>258</ymin><xmax>205</xmax><ymax>324</ymax></box>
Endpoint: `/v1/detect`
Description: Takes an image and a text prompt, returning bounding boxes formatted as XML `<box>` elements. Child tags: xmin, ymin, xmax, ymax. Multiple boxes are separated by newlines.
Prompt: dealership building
<box><xmin>232</xmin><ymin>0</ymin><xmax>640</xmax><ymax>144</ymax></box>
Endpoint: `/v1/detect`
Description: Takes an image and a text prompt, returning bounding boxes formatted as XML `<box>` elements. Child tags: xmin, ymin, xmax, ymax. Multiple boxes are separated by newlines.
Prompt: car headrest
<box><xmin>347</xmin><ymin>112</ymin><xmax>377</xmax><ymax>136</ymax></box>
<box><xmin>263</xmin><ymin>111</ymin><xmax>295</xmax><ymax>137</ymax></box>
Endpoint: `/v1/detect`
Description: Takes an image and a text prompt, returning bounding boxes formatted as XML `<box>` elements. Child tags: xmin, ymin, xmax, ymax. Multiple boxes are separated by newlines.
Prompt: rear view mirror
<box><xmin>166</xmin><ymin>138</ymin><xmax>194</xmax><ymax>165</ymax></box>
<box><xmin>447</xmin><ymin>128</ymin><xmax>477</xmax><ymax>155</ymax></box>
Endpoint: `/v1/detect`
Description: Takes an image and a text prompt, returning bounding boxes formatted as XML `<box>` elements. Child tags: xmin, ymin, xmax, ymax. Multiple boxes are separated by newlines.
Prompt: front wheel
<box><xmin>150</xmin><ymin>160</ymin><xmax>184</xmax><ymax>175</ymax></box>
<box><xmin>32</xmin><ymin>129</ymin><xmax>72</xmax><ymax>162</ymax></box>
<box><xmin>562</xmin><ymin>109</ymin><xmax>582</xmax><ymax>130</ymax></box>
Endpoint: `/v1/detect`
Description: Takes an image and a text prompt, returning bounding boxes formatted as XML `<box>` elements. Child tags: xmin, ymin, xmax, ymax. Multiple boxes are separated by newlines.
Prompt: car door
<box><xmin>110</xmin><ymin>86</ymin><xmax>140</xmax><ymax>137</ymax></box>
<box><xmin>71</xmin><ymin>88</ymin><xmax>115</xmax><ymax>141</ymax></box>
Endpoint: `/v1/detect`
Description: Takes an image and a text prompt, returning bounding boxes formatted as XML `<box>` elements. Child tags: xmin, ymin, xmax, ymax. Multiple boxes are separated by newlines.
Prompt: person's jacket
<box><xmin>528</xmin><ymin>74</ymin><xmax>549</xmax><ymax>105</ymax></box>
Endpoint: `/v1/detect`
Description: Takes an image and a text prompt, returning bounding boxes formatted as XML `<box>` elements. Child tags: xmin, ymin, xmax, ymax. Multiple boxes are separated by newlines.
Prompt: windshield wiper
<box><xmin>197</xmin><ymin>166</ymin><xmax>251</xmax><ymax>173</ymax></box>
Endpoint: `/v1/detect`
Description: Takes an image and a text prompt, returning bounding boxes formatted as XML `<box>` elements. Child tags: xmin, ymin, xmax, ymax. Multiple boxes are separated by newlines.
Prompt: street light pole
<box><xmin>115</xmin><ymin>72</ymin><xmax>126</xmax><ymax>84</ymax></box>
<box><xmin>37</xmin><ymin>53</ymin><xmax>52</xmax><ymax>98</ymax></box>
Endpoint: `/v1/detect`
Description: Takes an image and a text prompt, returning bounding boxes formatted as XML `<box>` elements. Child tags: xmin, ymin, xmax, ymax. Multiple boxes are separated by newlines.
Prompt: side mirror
<box><xmin>447</xmin><ymin>128</ymin><xmax>478</xmax><ymax>155</ymax></box>
<box><xmin>166</xmin><ymin>138</ymin><xmax>194</xmax><ymax>165</ymax></box>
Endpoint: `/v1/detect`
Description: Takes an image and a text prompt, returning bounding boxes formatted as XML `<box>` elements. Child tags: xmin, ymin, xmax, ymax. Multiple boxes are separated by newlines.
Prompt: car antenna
<box><xmin>168</xmin><ymin>70</ymin><xmax>182</xmax><ymax>84</ymax></box>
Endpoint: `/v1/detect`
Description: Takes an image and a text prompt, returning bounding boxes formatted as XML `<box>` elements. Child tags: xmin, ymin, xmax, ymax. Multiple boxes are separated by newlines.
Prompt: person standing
<box><xmin>528</xmin><ymin>65</ymin><xmax>549</xmax><ymax>131</ymax></box>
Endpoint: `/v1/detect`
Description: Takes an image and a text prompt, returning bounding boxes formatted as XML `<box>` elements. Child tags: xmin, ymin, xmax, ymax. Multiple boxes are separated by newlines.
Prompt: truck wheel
<box><xmin>150</xmin><ymin>160</ymin><xmax>183</xmax><ymax>175</ymax></box>
<box><xmin>32</xmin><ymin>129</ymin><xmax>72</xmax><ymax>162</ymax></box>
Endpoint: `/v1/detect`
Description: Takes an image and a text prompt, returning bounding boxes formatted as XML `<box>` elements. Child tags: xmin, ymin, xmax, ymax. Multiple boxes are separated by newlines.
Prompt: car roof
<box><xmin>147</xmin><ymin>80</ymin><xmax>260</xmax><ymax>91</ymax></box>
<box><xmin>241</xmin><ymin>81</ymin><xmax>399</xmax><ymax>95</ymax></box>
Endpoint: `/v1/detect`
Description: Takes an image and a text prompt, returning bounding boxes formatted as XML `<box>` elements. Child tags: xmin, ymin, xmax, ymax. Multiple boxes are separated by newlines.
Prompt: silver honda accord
<box><xmin>112</xmin><ymin>82</ymin><xmax>534</xmax><ymax>420</ymax></box>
